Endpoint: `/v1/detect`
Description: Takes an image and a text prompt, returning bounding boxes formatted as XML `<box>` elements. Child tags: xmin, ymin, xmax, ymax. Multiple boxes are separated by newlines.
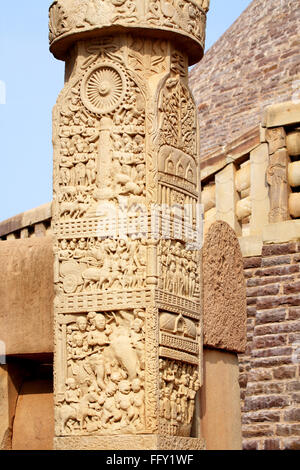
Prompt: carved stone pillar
<box><xmin>49</xmin><ymin>0</ymin><xmax>209</xmax><ymax>450</ymax></box>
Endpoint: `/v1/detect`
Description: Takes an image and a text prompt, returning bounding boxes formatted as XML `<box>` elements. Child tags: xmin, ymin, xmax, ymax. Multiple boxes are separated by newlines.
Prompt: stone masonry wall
<box><xmin>240</xmin><ymin>242</ymin><xmax>300</xmax><ymax>450</ymax></box>
<box><xmin>189</xmin><ymin>0</ymin><xmax>300</xmax><ymax>159</ymax></box>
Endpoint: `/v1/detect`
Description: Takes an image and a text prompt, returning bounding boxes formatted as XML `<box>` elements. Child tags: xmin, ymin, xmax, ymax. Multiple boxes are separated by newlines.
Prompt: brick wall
<box><xmin>189</xmin><ymin>0</ymin><xmax>300</xmax><ymax>160</ymax></box>
<box><xmin>240</xmin><ymin>242</ymin><xmax>300</xmax><ymax>450</ymax></box>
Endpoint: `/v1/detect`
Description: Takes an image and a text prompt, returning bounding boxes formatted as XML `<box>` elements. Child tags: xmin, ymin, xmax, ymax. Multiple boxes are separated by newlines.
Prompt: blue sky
<box><xmin>0</xmin><ymin>0</ymin><xmax>252</xmax><ymax>222</ymax></box>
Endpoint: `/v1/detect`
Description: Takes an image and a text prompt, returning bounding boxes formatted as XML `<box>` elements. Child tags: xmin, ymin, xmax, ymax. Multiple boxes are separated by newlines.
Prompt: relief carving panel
<box><xmin>56</xmin><ymin>309</ymin><xmax>145</xmax><ymax>435</ymax></box>
<box><xmin>49</xmin><ymin>0</ymin><xmax>210</xmax><ymax>62</ymax></box>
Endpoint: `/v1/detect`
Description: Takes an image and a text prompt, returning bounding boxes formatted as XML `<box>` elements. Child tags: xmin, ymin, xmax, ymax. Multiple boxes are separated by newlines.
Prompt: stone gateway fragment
<box><xmin>50</xmin><ymin>0</ymin><xmax>210</xmax><ymax>450</ymax></box>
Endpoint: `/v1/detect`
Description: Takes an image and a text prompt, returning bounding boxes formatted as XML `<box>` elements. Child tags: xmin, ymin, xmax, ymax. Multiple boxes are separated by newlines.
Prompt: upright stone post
<box><xmin>49</xmin><ymin>0</ymin><xmax>209</xmax><ymax>450</ymax></box>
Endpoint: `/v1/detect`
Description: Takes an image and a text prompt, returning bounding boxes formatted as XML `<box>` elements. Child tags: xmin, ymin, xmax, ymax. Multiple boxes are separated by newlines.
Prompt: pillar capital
<box><xmin>49</xmin><ymin>0</ymin><xmax>209</xmax><ymax>64</ymax></box>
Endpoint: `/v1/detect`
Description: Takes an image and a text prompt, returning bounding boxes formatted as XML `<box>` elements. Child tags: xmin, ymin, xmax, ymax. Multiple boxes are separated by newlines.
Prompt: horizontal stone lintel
<box><xmin>263</xmin><ymin>101</ymin><xmax>300</xmax><ymax>128</ymax></box>
<box><xmin>263</xmin><ymin>220</ymin><xmax>300</xmax><ymax>244</ymax></box>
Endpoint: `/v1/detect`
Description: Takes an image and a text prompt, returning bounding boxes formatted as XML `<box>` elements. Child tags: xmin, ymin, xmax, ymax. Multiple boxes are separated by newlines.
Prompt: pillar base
<box><xmin>54</xmin><ymin>435</ymin><xmax>206</xmax><ymax>451</ymax></box>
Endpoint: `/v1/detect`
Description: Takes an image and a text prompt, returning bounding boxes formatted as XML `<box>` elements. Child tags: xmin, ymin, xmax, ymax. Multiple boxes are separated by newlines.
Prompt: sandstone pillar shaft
<box><xmin>49</xmin><ymin>0</ymin><xmax>209</xmax><ymax>450</ymax></box>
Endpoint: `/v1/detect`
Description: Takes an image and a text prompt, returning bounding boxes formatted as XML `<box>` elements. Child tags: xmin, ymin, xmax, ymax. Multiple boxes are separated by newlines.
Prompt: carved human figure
<box><xmin>267</xmin><ymin>151</ymin><xmax>290</xmax><ymax>223</ymax></box>
<box><xmin>115</xmin><ymin>380</ymin><xmax>136</xmax><ymax>427</ymax></box>
<box><xmin>130</xmin><ymin>317</ymin><xmax>145</xmax><ymax>370</ymax></box>
<box><xmin>131</xmin><ymin>378</ymin><xmax>145</xmax><ymax>427</ymax></box>
<box><xmin>79</xmin><ymin>384</ymin><xmax>101</xmax><ymax>431</ymax></box>
<box><xmin>86</xmin><ymin>158</ymin><xmax>96</xmax><ymax>186</ymax></box>
<box><xmin>64</xmin><ymin>378</ymin><xmax>80</xmax><ymax>411</ymax></box>
<box><xmin>187</xmin><ymin>376</ymin><xmax>200</xmax><ymax>424</ymax></box>
<box><xmin>87</xmin><ymin>312</ymin><xmax>112</xmax><ymax>348</ymax></box>
<box><xmin>100</xmin><ymin>383</ymin><xmax>122</xmax><ymax>428</ymax></box>
<box><xmin>162</xmin><ymin>387</ymin><xmax>172</xmax><ymax>420</ymax></box>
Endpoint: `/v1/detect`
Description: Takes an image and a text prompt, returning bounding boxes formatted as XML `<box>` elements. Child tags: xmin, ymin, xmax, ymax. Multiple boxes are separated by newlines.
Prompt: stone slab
<box><xmin>12</xmin><ymin>379</ymin><xmax>54</xmax><ymax>450</ymax></box>
<box><xmin>239</xmin><ymin>235</ymin><xmax>263</xmax><ymax>257</ymax></box>
<box><xmin>263</xmin><ymin>101</ymin><xmax>300</xmax><ymax>128</ymax></box>
<box><xmin>0</xmin><ymin>364</ymin><xmax>25</xmax><ymax>450</ymax></box>
<box><xmin>54</xmin><ymin>435</ymin><xmax>206</xmax><ymax>451</ymax></box>
<box><xmin>0</xmin><ymin>238</ymin><xmax>54</xmax><ymax>355</ymax></box>
<box><xmin>200</xmin><ymin>349</ymin><xmax>242</xmax><ymax>450</ymax></box>
<box><xmin>203</xmin><ymin>221</ymin><xmax>247</xmax><ymax>353</ymax></box>
<box><xmin>263</xmin><ymin>220</ymin><xmax>300</xmax><ymax>244</ymax></box>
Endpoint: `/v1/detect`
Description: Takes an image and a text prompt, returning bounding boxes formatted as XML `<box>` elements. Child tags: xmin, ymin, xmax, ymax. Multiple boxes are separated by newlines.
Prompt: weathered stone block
<box><xmin>251</xmin><ymin>346</ymin><xmax>292</xmax><ymax>359</ymax></box>
<box><xmin>244</xmin><ymin>257</ymin><xmax>262</xmax><ymax>269</ymax></box>
<box><xmin>283</xmin><ymin>437</ymin><xmax>300</xmax><ymax>450</ymax></box>
<box><xmin>289</xmin><ymin>193</ymin><xmax>300</xmax><ymax>218</ymax></box>
<box><xmin>262</xmin><ymin>242</ymin><xmax>298</xmax><ymax>257</ymax></box>
<box><xmin>247</xmin><ymin>368</ymin><xmax>273</xmax><ymax>382</ymax></box>
<box><xmin>243</xmin><ymin>440</ymin><xmax>258</xmax><ymax>450</ymax></box>
<box><xmin>247</xmin><ymin>284</ymin><xmax>280</xmax><ymax>298</ymax></box>
<box><xmin>276</xmin><ymin>424</ymin><xmax>300</xmax><ymax>437</ymax></box>
<box><xmin>253</xmin><ymin>334</ymin><xmax>287</xmax><ymax>349</ymax></box>
<box><xmin>242</xmin><ymin>411</ymin><xmax>281</xmax><ymax>424</ymax></box>
<box><xmin>273</xmin><ymin>366</ymin><xmax>296</xmax><ymax>380</ymax></box>
<box><xmin>261</xmin><ymin>255</ymin><xmax>291</xmax><ymax>267</ymax></box>
<box><xmin>265</xmin><ymin>127</ymin><xmax>286</xmax><ymax>154</ymax></box>
<box><xmin>264</xmin><ymin>439</ymin><xmax>280</xmax><ymax>450</ymax></box>
<box><xmin>264</xmin><ymin>101</ymin><xmax>300</xmax><ymax>128</ymax></box>
<box><xmin>0</xmin><ymin>238</ymin><xmax>54</xmax><ymax>355</ymax></box>
<box><xmin>284</xmin><ymin>408</ymin><xmax>300</xmax><ymax>422</ymax></box>
<box><xmin>251</xmin><ymin>356</ymin><xmax>292</xmax><ymax>368</ymax></box>
<box><xmin>200</xmin><ymin>350</ymin><xmax>242</xmax><ymax>450</ymax></box>
<box><xmin>263</xmin><ymin>221</ymin><xmax>300</xmax><ymax>244</ymax></box>
<box><xmin>243</xmin><ymin>395</ymin><xmax>290</xmax><ymax>412</ymax></box>
<box><xmin>287</xmin><ymin>130</ymin><xmax>300</xmax><ymax>157</ymax></box>
<box><xmin>242</xmin><ymin>424</ymin><xmax>274</xmax><ymax>438</ymax></box>
<box><xmin>255</xmin><ymin>265</ymin><xmax>299</xmax><ymax>277</ymax></box>
<box><xmin>284</xmin><ymin>281</ymin><xmax>300</xmax><ymax>294</ymax></box>
<box><xmin>203</xmin><ymin>221</ymin><xmax>247</xmax><ymax>353</ymax></box>
<box><xmin>255</xmin><ymin>309</ymin><xmax>286</xmax><ymax>325</ymax></box>
<box><xmin>12</xmin><ymin>379</ymin><xmax>54</xmax><ymax>450</ymax></box>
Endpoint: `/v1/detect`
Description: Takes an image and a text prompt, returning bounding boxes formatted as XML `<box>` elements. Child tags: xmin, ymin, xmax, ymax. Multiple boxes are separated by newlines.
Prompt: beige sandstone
<box><xmin>0</xmin><ymin>238</ymin><xmax>54</xmax><ymax>355</ymax></box>
<box><xmin>204</xmin><ymin>206</ymin><xmax>217</xmax><ymax>221</ymax></box>
<box><xmin>289</xmin><ymin>193</ymin><xmax>300</xmax><ymax>219</ymax></box>
<box><xmin>203</xmin><ymin>221</ymin><xmax>247</xmax><ymax>353</ymax></box>
<box><xmin>215</xmin><ymin>164</ymin><xmax>242</xmax><ymax>236</ymax></box>
<box><xmin>263</xmin><ymin>101</ymin><xmax>300</xmax><ymax>128</ymax></box>
<box><xmin>286</xmin><ymin>129</ymin><xmax>300</xmax><ymax>157</ymax></box>
<box><xmin>0</xmin><ymin>365</ymin><xmax>24</xmax><ymax>450</ymax></box>
<box><xmin>267</xmin><ymin>148</ymin><xmax>291</xmax><ymax>223</ymax></box>
<box><xmin>238</xmin><ymin>235</ymin><xmax>263</xmax><ymax>258</ymax></box>
<box><xmin>12</xmin><ymin>379</ymin><xmax>54</xmax><ymax>450</ymax></box>
<box><xmin>50</xmin><ymin>0</ymin><xmax>210</xmax><ymax>450</ymax></box>
<box><xmin>265</xmin><ymin>127</ymin><xmax>286</xmax><ymax>155</ymax></box>
<box><xmin>202</xmin><ymin>184</ymin><xmax>216</xmax><ymax>212</ymax></box>
<box><xmin>235</xmin><ymin>163</ymin><xmax>250</xmax><ymax>193</ymax></box>
<box><xmin>200</xmin><ymin>349</ymin><xmax>242</xmax><ymax>450</ymax></box>
<box><xmin>288</xmin><ymin>161</ymin><xmax>300</xmax><ymax>187</ymax></box>
<box><xmin>236</xmin><ymin>196</ymin><xmax>252</xmax><ymax>222</ymax></box>
<box><xmin>54</xmin><ymin>435</ymin><xmax>205</xmax><ymax>450</ymax></box>
<box><xmin>260</xmin><ymin>124</ymin><xmax>267</xmax><ymax>144</ymax></box>
<box><xmin>240</xmin><ymin>187</ymin><xmax>250</xmax><ymax>199</ymax></box>
<box><xmin>250</xmin><ymin>143</ymin><xmax>270</xmax><ymax>235</ymax></box>
<box><xmin>203</xmin><ymin>207</ymin><xmax>217</xmax><ymax>236</ymax></box>
<box><xmin>263</xmin><ymin>220</ymin><xmax>300</xmax><ymax>244</ymax></box>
